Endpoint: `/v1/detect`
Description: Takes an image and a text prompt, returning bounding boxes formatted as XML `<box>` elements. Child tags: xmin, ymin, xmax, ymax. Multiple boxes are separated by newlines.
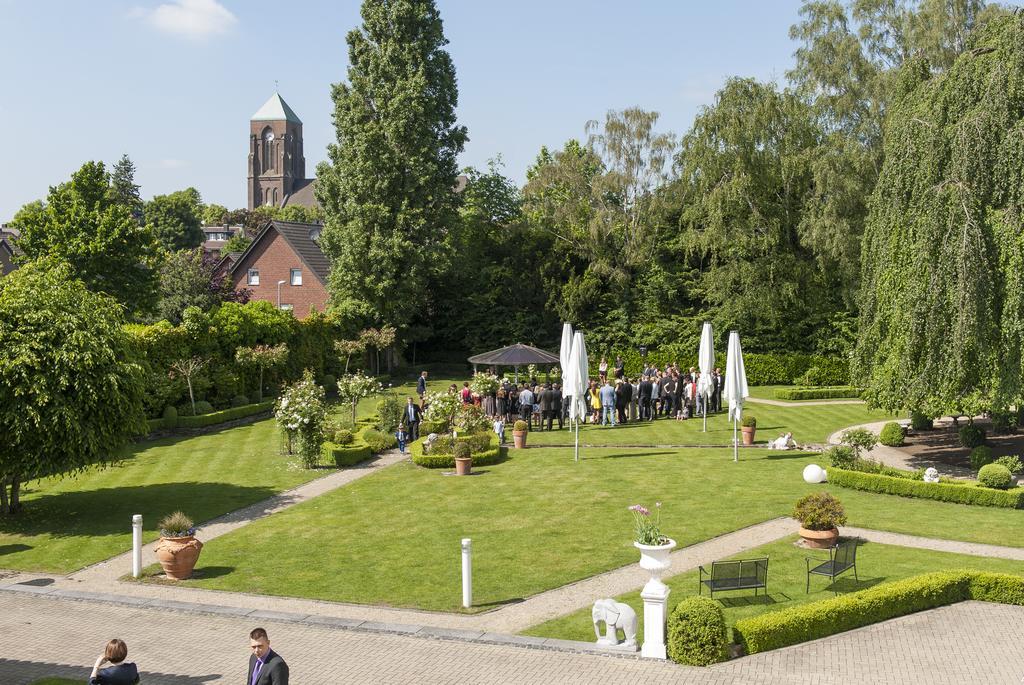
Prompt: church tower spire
<box><xmin>247</xmin><ymin>92</ymin><xmax>306</xmax><ymax>211</ymax></box>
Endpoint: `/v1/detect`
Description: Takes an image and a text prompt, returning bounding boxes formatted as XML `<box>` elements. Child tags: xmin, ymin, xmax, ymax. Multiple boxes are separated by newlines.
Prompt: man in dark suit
<box><xmin>615</xmin><ymin>379</ymin><xmax>631</xmax><ymax>424</ymax></box>
<box><xmin>660</xmin><ymin>375</ymin><xmax>676</xmax><ymax>417</ymax></box>
<box><xmin>638</xmin><ymin>376</ymin><xmax>653</xmax><ymax>421</ymax></box>
<box><xmin>549</xmin><ymin>383</ymin><xmax>564</xmax><ymax>430</ymax></box>
<box><xmin>711</xmin><ymin>368</ymin><xmax>724</xmax><ymax>412</ymax></box>
<box><xmin>404</xmin><ymin>397</ymin><xmax>422</xmax><ymax>441</ymax></box>
<box><xmin>537</xmin><ymin>384</ymin><xmax>553</xmax><ymax>431</ymax></box>
<box><xmin>248</xmin><ymin>627</ymin><xmax>288</xmax><ymax>685</ymax></box>
<box><xmin>416</xmin><ymin>371</ymin><xmax>428</xmax><ymax>399</ymax></box>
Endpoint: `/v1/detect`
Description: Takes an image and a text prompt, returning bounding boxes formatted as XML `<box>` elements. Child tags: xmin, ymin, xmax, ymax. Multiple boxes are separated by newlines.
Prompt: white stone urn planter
<box><xmin>634</xmin><ymin>538</ymin><xmax>676</xmax><ymax>660</ymax></box>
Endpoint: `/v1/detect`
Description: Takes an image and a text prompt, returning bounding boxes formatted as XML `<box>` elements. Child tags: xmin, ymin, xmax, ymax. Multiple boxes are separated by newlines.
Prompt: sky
<box><xmin>0</xmin><ymin>0</ymin><xmax>807</xmax><ymax>220</ymax></box>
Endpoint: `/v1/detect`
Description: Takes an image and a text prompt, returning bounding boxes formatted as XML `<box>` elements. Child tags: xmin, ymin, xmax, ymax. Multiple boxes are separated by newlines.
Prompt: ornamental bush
<box><xmin>666</xmin><ymin>596</ymin><xmax>728</xmax><ymax>666</ymax></box>
<box><xmin>840</xmin><ymin>428</ymin><xmax>878</xmax><ymax>459</ymax></box>
<box><xmin>775</xmin><ymin>386</ymin><xmax>861</xmax><ymax>400</ymax></box>
<box><xmin>910</xmin><ymin>411</ymin><xmax>933</xmax><ymax>431</ymax></box>
<box><xmin>828</xmin><ymin>467</ymin><xmax>1024</xmax><ymax>508</ymax></box>
<box><xmin>375</xmin><ymin>395</ymin><xmax>403</xmax><ymax>433</ymax></box>
<box><xmin>453</xmin><ymin>442</ymin><xmax>471</xmax><ymax>460</ymax></box>
<box><xmin>995</xmin><ymin>455</ymin><xmax>1023</xmax><ymax>474</ymax></box>
<box><xmin>741</xmin><ymin>415</ymin><xmax>757</xmax><ymax>428</ymax></box>
<box><xmin>878</xmin><ymin>422</ymin><xmax>904</xmax><ymax>447</ymax></box>
<box><xmin>793</xmin><ymin>492</ymin><xmax>847</xmax><ymax>531</ymax></box>
<box><xmin>333</xmin><ymin>428</ymin><xmax>354</xmax><ymax>445</ymax></box>
<box><xmin>513</xmin><ymin>420</ymin><xmax>528</xmax><ymax>432</ymax></box>
<box><xmin>970</xmin><ymin>446</ymin><xmax>994</xmax><ymax>471</ymax></box>
<box><xmin>978</xmin><ymin>464</ymin><xmax>1013</xmax><ymax>490</ymax></box>
<box><xmin>275</xmin><ymin>370</ymin><xmax>328</xmax><ymax>468</ymax></box>
<box><xmin>959</xmin><ymin>424</ymin><xmax>986</xmax><ymax>449</ymax></box>
<box><xmin>361</xmin><ymin>426</ymin><xmax>397</xmax><ymax>453</ymax></box>
<box><xmin>824</xmin><ymin>445</ymin><xmax>857</xmax><ymax>469</ymax></box>
<box><xmin>230</xmin><ymin>394</ymin><xmax>249</xmax><ymax>408</ymax></box>
<box><xmin>162</xmin><ymin>405</ymin><xmax>178</xmax><ymax>421</ymax></box>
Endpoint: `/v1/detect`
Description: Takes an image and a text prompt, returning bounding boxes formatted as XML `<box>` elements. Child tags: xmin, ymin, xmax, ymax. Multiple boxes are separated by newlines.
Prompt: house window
<box><xmin>280</xmin><ymin>303</ymin><xmax>294</xmax><ymax>312</ymax></box>
<box><xmin>247</xmin><ymin>268</ymin><xmax>260</xmax><ymax>286</ymax></box>
<box><xmin>290</xmin><ymin>268</ymin><xmax>302</xmax><ymax>286</ymax></box>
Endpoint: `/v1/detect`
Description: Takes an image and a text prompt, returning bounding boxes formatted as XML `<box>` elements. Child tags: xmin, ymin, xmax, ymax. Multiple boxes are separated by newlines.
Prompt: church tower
<box><xmin>247</xmin><ymin>93</ymin><xmax>306</xmax><ymax>210</ymax></box>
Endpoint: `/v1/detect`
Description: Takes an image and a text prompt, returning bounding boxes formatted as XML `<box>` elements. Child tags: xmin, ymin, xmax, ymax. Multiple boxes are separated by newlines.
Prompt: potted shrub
<box><xmin>454</xmin><ymin>441</ymin><xmax>472</xmax><ymax>476</ymax></box>
<box><xmin>741</xmin><ymin>415</ymin><xmax>757</xmax><ymax>445</ymax></box>
<box><xmin>793</xmin><ymin>492</ymin><xmax>847</xmax><ymax>549</ymax></box>
<box><xmin>154</xmin><ymin>511</ymin><xmax>203</xmax><ymax>580</ymax></box>
<box><xmin>513</xmin><ymin>420</ymin><xmax>528</xmax><ymax>448</ymax></box>
<box><xmin>630</xmin><ymin>502</ymin><xmax>675</xmax><ymax>573</ymax></box>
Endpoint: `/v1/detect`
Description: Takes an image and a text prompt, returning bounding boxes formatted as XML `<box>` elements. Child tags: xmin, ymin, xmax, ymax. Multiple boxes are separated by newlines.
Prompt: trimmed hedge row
<box><xmin>734</xmin><ymin>571</ymin><xmax>1024</xmax><ymax>654</ymax></box>
<box><xmin>145</xmin><ymin>401</ymin><xmax>274</xmax><ymax>433</ymax></box>
<box><xmin>410</xmin><ymin>433</ymin><xmax>507</xmax><ymax>469</ymax></box>
<box><xmin>321</xmin><ymin>439</ymin><xmax>372</xmax><ymax>467</ymax></box>
<box><xmin>775</xmin><ymin>386</ymin><xmax>862</xmax><ymax>400</ymax></box>
<box><xmin>828</xmin><ymin>467</ymin><xmax>1024</xmax><ymax>508</ymax></box>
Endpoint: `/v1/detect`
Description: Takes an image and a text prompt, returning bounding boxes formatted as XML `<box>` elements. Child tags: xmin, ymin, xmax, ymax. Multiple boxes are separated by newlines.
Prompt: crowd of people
<box><xmin>417</xmin><ymin>358</ymin><xmax>727</xmax><ymax>432</ymax></box>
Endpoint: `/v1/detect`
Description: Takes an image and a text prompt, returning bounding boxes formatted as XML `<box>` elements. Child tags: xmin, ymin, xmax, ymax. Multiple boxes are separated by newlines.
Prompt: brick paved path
<box><xmin>4</xmin><ymin>592</ymin><xmax>1023</xmax><ymax>684</ymax></box>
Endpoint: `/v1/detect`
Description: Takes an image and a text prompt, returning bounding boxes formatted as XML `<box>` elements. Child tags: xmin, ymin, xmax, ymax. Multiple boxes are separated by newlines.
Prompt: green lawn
<box><xmin>0</xmin><ymin>419</ymin><xmax>325</xmax><ymax>573</ymax></box>
<box><xmin>29</xmin><ymin>679</ymin><xmax>78</xmax><ymax>685</ymax></box>
<box><xmin>162</xmin><ymin>445</ymin><xmax>1024</xmax><ymax>612</ymax></box>
<box><xmin>526</xmin><ymin>401</ymin><xmax>893</xmax><ymax>447</ymax></box>
<box><xmin>522</xmin><ymin>535</ymin><xmax>1024</xmax><ymax>643</ymax></box>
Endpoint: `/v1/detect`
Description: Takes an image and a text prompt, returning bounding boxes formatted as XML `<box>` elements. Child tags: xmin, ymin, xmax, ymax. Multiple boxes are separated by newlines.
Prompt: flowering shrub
<box><xmin>276</xmin><ymin>370</ymin><xmax>328</xmax><ymax>467</ymax></box>
<box><xmin>629</xmin><ymin>502</ymin><xmax>669</xmax><ymax>545</ymax></box>
<box><xmin>423</xmin><ymin>390</ymin><xmax>460</xmax><ymax>425</ymax></box>
<box><xmin>453</xmin><ymin>403</ymin><xmax>491</xmax><ymax>434</ymax></box>
<box><xmin>793</xmin><ymin>492</ymin><xmax>847</xmax><ymax>531</ymax></box>
<box><xmin>336</xmin><ymin>373</ymin><xmax>382</xmax><ymax>424</ymax></box>
<box><xmin>469</xmin><ymin>372</ymin><xmax>501</xmax><ymax>396</ymax></box>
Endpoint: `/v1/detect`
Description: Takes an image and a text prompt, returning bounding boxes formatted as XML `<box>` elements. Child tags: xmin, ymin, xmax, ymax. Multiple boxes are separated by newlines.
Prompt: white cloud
<box><xmin>132</xmin><ymin>0</ymin><xmax>237</xmax><ymax>40</ymax></box>
<box><xmin>159</xmin><ymin>159</ymin><xmax>188</xmax><ymax>169</ymax></box>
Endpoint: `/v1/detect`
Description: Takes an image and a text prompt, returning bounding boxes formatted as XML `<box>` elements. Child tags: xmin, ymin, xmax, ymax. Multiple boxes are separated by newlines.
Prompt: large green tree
<box><xmin>146</xmin><ymin>187</ymin><xmax>205</xmax><ymax>252</ymax></box>
<box><xmin>856</xmin><ymin>14</ymin><xmax>1024</xmax><ymax>416</ymax></box>
<box><xmin>11</xmin><ymin>161</ymin><xmax>160</xmax><ymax>316</ymax></box>
<box><xmin>0</xmin><ymin>260</ymin><xmax>147</xmax><ymax>514</ymax></box>
<box><xmin>109</xmin><ymin>153</ymin><xmax>144</xmax><ymax>222</ymax></box>
<box><xmin>316</xmin><ymin>0</ymin><xmax>467</xmax><ymax>338</ymax></box>
<box><xmin>156</xmin><ymin>248</ymin><xmax>249</xmax><ymax>324</ymax></box>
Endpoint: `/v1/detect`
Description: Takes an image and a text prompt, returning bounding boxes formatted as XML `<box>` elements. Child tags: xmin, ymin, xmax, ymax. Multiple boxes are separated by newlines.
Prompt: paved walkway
<box><xmin>826</xmin><ymin>418</ymin><xmax>977</xmax><ymax>477</ymax></box>
<box><xmin>3</xmin><ymin>591</ymin><xmax>1023</xmax><ymax>684</ymax></box>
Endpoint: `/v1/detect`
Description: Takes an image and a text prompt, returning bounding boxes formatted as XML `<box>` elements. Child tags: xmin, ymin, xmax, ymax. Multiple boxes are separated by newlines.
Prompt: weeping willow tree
<box><xmin>856</xmin><ymin>13</ymin><xmax>1024</xmax><ymax>416</ymax></box>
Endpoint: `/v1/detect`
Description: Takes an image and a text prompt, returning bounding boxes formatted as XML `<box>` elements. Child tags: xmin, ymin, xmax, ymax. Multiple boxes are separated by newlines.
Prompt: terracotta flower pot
<box><xmin>155</xmin><ymin>535</ymin><xmax>204</xmax><ymax>580</ymax></box>
<box><xmin>799</xmin><ymin>526</ymin><xmax>839</xmax><ymax>549</ymax></box>
<box><xmin>741</xmin><ymin>426</ymin><xmax>756</xmax><ymax>445</ymax></box>
<box><xmin>455</xmin><ymin>456</ymin><xmax>472</xmax><ymax>476</ymax></box>
<box><xmin>513</xmin><ymin>430</ymin><xmax>527</xmax><ymax>448</ymax></box>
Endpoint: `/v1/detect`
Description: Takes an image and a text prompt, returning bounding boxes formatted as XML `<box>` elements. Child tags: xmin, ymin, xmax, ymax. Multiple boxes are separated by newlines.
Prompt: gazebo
<box><xmin>467</xmin><ymin>343</ymin><xmax>560</xmax><ymax>382</ymax></box>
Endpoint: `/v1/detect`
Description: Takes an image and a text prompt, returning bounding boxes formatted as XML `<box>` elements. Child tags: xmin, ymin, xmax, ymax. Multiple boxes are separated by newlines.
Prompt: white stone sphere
<box><xmin>803</xmin><ymin>464</ymin><xmax>827</xmax><ymax>484</ymax></box>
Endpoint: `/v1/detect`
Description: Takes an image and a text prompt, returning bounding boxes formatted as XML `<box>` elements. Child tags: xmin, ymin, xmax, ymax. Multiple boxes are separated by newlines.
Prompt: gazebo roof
<box><xmin>468</xmin><ymin>343</ymin><xmax>560</xmax><ymax>366</ymax></box>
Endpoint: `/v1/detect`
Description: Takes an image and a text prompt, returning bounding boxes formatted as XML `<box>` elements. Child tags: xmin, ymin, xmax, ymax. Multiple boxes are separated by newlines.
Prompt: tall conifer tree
<box><xmin>316</xmin><ymin>0</ymin><xmax>467</xmax><ymax>337</ymax></box>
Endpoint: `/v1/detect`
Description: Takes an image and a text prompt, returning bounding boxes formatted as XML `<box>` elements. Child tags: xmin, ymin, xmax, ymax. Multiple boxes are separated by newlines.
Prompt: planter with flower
<box><xmin>793</xmin><ymin>492</ymin><xmax>847</xmax><ymax>549</ymax></box>
<box><xmin>453</xmin><ymin>441</ymin><xmax>472</xmax><ymax>476</ymax></box>
<box><xmin>276</xmin><ymin>370</ymin><xmax>328</xmax><ymax>468</ymax></box>
<box><xmin>630</xmin><ymin>502</ymin><xmax>675</xmax><ymax>572</ymax></box>
<box><xmin>154</xmin><ymin>511</ymin><xmax>203</xmax><ymax>580</ymax></box>
<box><xmin>513</xmin><ymin>420</ymin><xmax>529</xmax><ymax>448</ymax></box>
<box><xmin>741</xmin><ymin>415</ymin><xmax>757</xmax><ymax>445</ymax></box>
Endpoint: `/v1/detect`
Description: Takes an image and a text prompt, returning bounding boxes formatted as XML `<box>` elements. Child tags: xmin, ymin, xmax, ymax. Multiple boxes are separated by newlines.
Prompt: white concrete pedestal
<box><xmin>640</xmin><ymin>577</ymin><xmax>670</xmax><ymax>659</ymax></box>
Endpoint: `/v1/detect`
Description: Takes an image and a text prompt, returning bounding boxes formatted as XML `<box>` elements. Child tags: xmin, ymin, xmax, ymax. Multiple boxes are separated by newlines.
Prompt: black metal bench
<box><xmin>699</xmin><ymin>557</ymin><xmax>768</xmax><ymax>598</ymax></box>
<box><xmin>806</xmin><ymin>539</ymin><xmax>858</xmax><ymax>592</ymax></box>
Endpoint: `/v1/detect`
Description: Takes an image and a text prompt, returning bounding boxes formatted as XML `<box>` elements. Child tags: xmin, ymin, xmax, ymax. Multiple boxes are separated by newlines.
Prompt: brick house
<box><xmin>228</xmin><ymin>220</ymin><xmax>328</xmax><ymax>317</ymax></box>
<box><xmin>0</xmin><ymin>225</ymin><xmax>21</xmax><ymax>276</ymax></box>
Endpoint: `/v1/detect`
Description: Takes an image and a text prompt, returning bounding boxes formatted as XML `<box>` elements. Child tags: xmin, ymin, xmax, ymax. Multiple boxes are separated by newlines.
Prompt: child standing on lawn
<box><xmin>396</xmin><ymin>422</ymin><xmax>408</xmax><ymax>454</ymax></box>
<box><xmin>493</xmin><ymin>417</ymin><xmax>505</xmax><ymax>445</ymax></box>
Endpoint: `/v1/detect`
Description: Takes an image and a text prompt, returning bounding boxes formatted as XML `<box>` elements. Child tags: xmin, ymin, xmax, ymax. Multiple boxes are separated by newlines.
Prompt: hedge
<box><xmin>420</xmin><ymin>419</ymin><xmax>449</xmax><ymax>435</ymax></box>
<box><xmin>146</xmin><ymin>401</ymin><xmax>274</xmax><ymax>433</ymax></box>
<box><xmin>775</xmin><ymin>386</ymin><xmax>862</xmax><ymax>400</ymax></box>
<box><xmin>828</xmin><ymin>467</ymin><xmax>1024</xmax><ymax>508</ymax></box>
<box><xmin>667</xmin><ymin>596</ymin><xmax>729</xmax><ymax>666</ymax></box>
<box><xmin>410</xmin><ymin>433</ymin><xmax>507</xmax><ymax>469</ymax></box>
<box><xmin>733</xmin><ymin>571</ymin><xmax>1024</xmax><ymax>654</ymax></box>
<box><xmin>601</xmin><ymin>350</ymin><xmax>849</xmax><ymax>386</ymax></box>
<box><xmin>321</xmin><ymin>439</ymin><xmax>373</xmax><ymax>467</ymax></box>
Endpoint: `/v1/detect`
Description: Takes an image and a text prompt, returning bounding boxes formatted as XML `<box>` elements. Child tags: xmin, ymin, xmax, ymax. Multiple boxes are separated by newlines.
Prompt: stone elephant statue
<box><xmin>592</xmin><ymin>598</ymin><xmax>638</xmax><ymax>649</ymax></box>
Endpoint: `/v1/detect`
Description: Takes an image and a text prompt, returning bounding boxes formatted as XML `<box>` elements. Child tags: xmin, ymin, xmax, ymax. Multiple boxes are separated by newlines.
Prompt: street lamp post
<box><xmin>277</xmin><ymin>280</ymin><xmax>286</xmax><ymax>309</ymax></box>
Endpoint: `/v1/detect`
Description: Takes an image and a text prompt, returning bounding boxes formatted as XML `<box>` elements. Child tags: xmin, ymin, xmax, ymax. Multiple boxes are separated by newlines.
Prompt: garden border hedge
<box><xmin>828</xmin><ymin>467</ymin><xmax>1024</xmax><ymax>508</ymax></box>
<box><xmin>733</xmin><ymin>571</ymin><xmax>1024</xmax><ymax>654</ymax></box>
<box><xmin>145</xmin><ymin>401</ymin><xmax>275</xmax><ymax>434</ymax></box>
<box><xmin>775</xmin><ymin>386</ymin><xmax>862</xmax><ymax>400</ymax></box>
<box><xmin>410</xmin><ymin>433</ymin><xmax>507</xmax><ymax>469</ymax></box>
<box><xmin>321</xmin><ymin>439</ymin><xmax>373</xmax><ymax>467</ymax></box>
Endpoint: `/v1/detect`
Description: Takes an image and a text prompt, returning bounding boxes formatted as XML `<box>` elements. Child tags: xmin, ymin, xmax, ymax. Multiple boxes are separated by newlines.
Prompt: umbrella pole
<box><xmin>733</xmin><ymin>418</ymin><xmax>738</xmax><ymax>463</ymax></box>
<box><xmin>574</xmin><ymin>418</ymin><xmax>579</xmax><ymax>462</ymax></box>
<box><xmin>703</xmin><ymin>393</ymin><xmax>707</xmax><ymax>433</ymax></box>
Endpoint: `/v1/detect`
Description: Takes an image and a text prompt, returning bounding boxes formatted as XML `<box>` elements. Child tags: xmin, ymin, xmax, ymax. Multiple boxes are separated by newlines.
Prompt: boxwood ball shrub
<box><xmin>970</xmin><ymin>446</ymin><xmax>994</xmax><ymax>471</ymax></box>
<box><xmin>333</xmin><ymin>428</ymin><xmax>354</xmax><ymax>445</ymax></box>
<box><xmin>453</xmin><ymin>442</ymin><xmax>471</xmax><ymax>460</ymax></box>
<box><xmin>793</xmin><ymin>492</ymin><xmax>847</xmax><ymax>530</ymax></box>
<box><xmin>741</xmin><ymin>415</ymin><xmax>756</xmax><ymax>428</ymax></box>
<box><xmin>666</xmin><ymin>596</ymin><xmax>728</xmax><ymax>666</ymax></box>
<box><xmin>230</xmin><ymin>394</ymin><xmax>249</xmax><ymax>408</ymax></box>
<box><xmin>162</xmin><ymin>405</ymin><xmax>178</xmax><ymax>421</ymax></box>
<box><xmin>514</xmin><ymin>420</ymin><xmax>528</xmax><ymax>432</ymax></box>
<box><xmin>878</xmin><ymin>422</ymin><xmax>904</xmax><ymax>447</ymax></box>
<box><xmin>910</xmin><ymin>411</ymin><xmax>933</xmax><ymax>431</ymax></box>
<box><xmin>978</xmin><ymin>463</ymin><xmax>1013</xmax><ymax>490</ymax></box>
<box><xmin>959</xmin><ymin>424</ymin><xmax>986</xmax><ymax>449</ymax></box>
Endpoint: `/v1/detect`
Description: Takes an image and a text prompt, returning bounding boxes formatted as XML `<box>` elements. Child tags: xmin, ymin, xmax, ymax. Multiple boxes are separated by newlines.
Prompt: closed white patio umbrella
<box><xmin>723</xmin><ymin>330</ymin><xmax>749</xmax><ymax>462</ymax></box>
<box><xmin>697</xmin><ymin>321</ymin><xmax>715</xmax><ymax>432</ymax></box>
<box><xmin>567</xmin><ymin>330</ymin><xmax>589</xmax><ymax>462</ymax></box>
<box><xmin>559</xmin><ymin>322</ymin><xmax>573</xmax><ymax>378</ymax></box>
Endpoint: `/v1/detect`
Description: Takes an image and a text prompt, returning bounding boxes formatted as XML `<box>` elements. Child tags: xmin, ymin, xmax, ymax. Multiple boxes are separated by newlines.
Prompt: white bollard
<box><xmin>461</xmin><ymin>538</ymin><xmax>472</xmax><ymax>608</ymax></box>
<box><xmin>132</xmin><ymin>514</ymin><xmax>143</xmax><ymax>578</ymax></box>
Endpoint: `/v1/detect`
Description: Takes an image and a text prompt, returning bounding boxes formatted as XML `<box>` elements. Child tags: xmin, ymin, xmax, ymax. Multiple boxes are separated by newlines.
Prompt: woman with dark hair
<box><xmin>89</xmin><ymin>639</ymin><xmax>139</xmax><ymax>685</ymax></box>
